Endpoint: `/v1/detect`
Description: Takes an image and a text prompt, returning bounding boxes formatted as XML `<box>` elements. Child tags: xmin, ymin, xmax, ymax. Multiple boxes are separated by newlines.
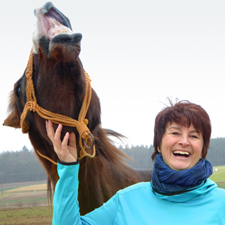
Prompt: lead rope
<box><xmin>21</xmin><ymin>49</ymin><xmax>96</xmax><ymax>163</ymax></box>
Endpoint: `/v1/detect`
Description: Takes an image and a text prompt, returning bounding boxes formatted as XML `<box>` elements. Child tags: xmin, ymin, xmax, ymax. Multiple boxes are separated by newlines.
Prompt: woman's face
<box><xmin>159</xmin><ymin>122</ymin><xmax>204</xmax><ymax>171</ymax></box>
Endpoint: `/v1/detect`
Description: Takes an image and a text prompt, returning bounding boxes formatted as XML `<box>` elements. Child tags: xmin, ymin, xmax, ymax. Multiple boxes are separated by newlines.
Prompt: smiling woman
<box><xmin>152</xmin><ymin>100</ymin><xmax>211</xmax><ymax>160</ymax></box>
<box><xmin>150</xmin><ymin>100</ymin><xmax>214</xmax><ymax>194</ymax></box>
<box><xmin>152</xmin><ymin>100</ymin><xmax>211</xmax><ymax>173</ymax></box>
<box><xmin>159</xmin><ymin>123</ymin><xmax>204</xmax><ymax>171</ymax></box>
<box><xmin>49</xmin><ymin>100</ymin><xmax>225</xmax><ymax>225</ymax></box>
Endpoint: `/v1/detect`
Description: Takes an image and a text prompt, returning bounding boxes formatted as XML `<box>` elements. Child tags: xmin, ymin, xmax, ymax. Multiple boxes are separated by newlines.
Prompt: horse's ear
<box><xmin>3</xmin><ymin>108</ymin><xmax>21</xmax><ymax>128</ymax></box>
<box><xmin>49</xmin><ymin>33</ymin><xmax>82</xmax><ymax>62</ymax></box>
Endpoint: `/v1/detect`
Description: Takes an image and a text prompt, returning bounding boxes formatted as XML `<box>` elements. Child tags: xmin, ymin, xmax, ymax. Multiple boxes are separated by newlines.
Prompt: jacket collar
<box><xmin>151</xmin><ymin>179</ymin><xmax>217</xmax><ymax>203</ymax></box>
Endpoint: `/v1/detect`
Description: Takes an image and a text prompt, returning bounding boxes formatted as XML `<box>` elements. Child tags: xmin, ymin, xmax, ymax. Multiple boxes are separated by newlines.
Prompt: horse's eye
<box><xmin>15</xmin><ymin>86</ymin><xmax>21</xmax><ymax>98</ymax></box>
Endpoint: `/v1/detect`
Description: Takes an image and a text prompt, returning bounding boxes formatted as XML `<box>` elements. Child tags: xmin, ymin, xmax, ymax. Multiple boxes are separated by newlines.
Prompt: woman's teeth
<box><xmin>173</xmin><ymin>151</ymin><xmax>190</xmax><ymax>157</ymax></box>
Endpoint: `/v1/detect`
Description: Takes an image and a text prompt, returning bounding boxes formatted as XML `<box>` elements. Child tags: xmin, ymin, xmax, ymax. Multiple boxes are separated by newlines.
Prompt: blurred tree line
<box><xmin>0</xmin><ymin>138</ymin><xmax>224</xmax><ymax>184</ymax></box>
<box><xmin>0</xmin><ymin>146</ymin><xmax>47</xmax><ymax>184</ymax></box>
<box><xmin>207</xmin><ymin>138</ymin><xmax>225</xmax><ymax>167</ymax></box>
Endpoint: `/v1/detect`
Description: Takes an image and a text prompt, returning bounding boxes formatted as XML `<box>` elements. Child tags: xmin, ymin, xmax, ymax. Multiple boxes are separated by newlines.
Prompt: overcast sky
<box><xmin>0</xmin><ymin>0</ymin><xmax>224</xmax><ymax>153</ymax></box>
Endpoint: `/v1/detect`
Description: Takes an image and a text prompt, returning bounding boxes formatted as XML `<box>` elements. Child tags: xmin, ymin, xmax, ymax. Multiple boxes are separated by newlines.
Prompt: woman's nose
<box><xmin>178</xmin><ymin>135</ymin><xmax>190</xmax><ymax>146</ymax></box>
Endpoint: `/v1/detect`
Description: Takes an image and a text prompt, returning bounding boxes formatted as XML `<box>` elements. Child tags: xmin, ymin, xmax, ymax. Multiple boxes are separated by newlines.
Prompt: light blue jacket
<box><xmin>52</xmin><ymin>162</ymin><xmax>225</xmax><ymax>225</ymax></box>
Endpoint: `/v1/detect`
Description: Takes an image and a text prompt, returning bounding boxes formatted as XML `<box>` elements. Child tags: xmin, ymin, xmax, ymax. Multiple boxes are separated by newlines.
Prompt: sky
<box><xmin>0</xmin><ymin>0</ymin><xmax>224</xmax><ymax>153</ymax></box>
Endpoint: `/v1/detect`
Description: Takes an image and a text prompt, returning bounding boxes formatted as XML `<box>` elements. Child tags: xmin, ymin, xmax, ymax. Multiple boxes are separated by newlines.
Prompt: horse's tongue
<box><xmin>43</xmin><ymin>16</ymin><xmax>72</xmax><ymax>40</ymax></box>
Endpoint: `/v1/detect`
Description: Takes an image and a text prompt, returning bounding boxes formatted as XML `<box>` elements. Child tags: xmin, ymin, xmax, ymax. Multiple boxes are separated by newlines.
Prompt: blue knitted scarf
<box><xmin>151</xmin><ymin>154</ymin><xmax>213</xmax><ymax>194</ymax></box>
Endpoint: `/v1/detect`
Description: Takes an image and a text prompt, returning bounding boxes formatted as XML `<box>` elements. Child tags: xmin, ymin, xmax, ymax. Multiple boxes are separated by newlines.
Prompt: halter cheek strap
<box><xmin>21</xmin><ymin>49</ymin><xmax>96</xmax><ymax>163</ymax></box>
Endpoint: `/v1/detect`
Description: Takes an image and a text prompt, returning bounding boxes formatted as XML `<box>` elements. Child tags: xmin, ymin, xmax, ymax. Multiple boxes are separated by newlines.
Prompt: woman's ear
<box><xmin>157</xmin><ymin>147</ymin><xmax>161</xmax><ymax>153</ymax></box>
<box><xmin>200</xmin><ymin>149</ymin><xmax>204</xmax><ymax>159</ymax></box>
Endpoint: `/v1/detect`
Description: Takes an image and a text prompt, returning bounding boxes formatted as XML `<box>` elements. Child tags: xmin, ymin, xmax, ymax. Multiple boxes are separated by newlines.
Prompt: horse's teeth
<box><xmin>51</xmin><ymin>28</ymin><xmax>72</xmax><ymax>39</ymax></box>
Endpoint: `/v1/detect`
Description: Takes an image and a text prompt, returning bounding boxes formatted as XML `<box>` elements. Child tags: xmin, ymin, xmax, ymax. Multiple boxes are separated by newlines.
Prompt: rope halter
<box><xmin>20</xmin><ymin>49</ymin><xmax>96</xmax><ymax>163</ymax></box>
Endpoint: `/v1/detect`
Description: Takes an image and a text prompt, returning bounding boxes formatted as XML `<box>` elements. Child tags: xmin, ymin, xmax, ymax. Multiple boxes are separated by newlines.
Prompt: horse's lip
<box><xmin>34</xmin><ymin>3</ymin><xmax>73</xmax><ymax>41</ymax></box>
<box><xmin>35</xmin><ymin>2</ymin><xmax>72</xmax><ymax>30</ymax></box>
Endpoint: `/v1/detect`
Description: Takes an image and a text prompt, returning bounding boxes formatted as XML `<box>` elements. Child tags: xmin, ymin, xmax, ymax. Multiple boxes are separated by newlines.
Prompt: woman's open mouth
<box><xmin>173</xmin><ymin>150</ymin><xmax>191</xmax><ymax>158</ymax></box>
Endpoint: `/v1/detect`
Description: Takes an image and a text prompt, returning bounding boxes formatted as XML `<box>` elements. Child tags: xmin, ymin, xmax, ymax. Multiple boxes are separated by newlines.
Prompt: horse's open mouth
<box><xmin>33</xmin><ymin>2</ymin><xmax>73</xmax><ymax>42</ymax></box>
<box><xmin>32</xmin><ymin>2</ymin><xmax>82</xmax><ymax>59</ymax></box>
<box><xmin>42</xmin><ymin>16</ymin><xmax>72</xmax><ymax>41</ymax></box>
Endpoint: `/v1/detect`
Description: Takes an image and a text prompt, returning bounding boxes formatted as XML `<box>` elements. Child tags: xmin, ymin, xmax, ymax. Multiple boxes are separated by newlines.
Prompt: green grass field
<box><xmin>210</xmin><ymin>165</ymin><xmax>225</xmax><ymax>181</ymax></box>
<box><xmin>0</xmin><ymin>206</ymin><xmax>52</xmax><ymax>225</ymax></box>
<box><xmin>209</xmin><ymin>165</ymin><xmax>225</xmax><ymax>189</ymax></box>
<box><xmin>0</xmin><ymin>181</ymin><xmax>48</xmax><ymax>208</ymax></box>
<box><xmin>0</xmin><ymin>181</ymin><xmax>52</xmax><ymax>224</ymax></box>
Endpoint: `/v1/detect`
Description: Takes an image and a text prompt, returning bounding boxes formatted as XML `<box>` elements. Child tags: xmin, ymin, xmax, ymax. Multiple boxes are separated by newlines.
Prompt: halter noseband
<box><xmin>21</xmin><ymin>49</ymin><xmax>96</xmax><ymax>163</ymax></box>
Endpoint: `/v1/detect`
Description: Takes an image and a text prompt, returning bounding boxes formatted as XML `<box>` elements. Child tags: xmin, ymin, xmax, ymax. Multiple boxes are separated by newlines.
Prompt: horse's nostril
<box><xmin>74</xmin><ymin>33</ymin><xmax>82</xmax><ymax>43</ymax></box>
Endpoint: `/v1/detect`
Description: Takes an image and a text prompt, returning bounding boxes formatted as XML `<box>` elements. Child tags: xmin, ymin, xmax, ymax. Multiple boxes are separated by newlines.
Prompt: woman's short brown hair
<box><xmin>152</xmin><ymin>100</ymin><xmax>211</xmax><ymax>160</ymax></box>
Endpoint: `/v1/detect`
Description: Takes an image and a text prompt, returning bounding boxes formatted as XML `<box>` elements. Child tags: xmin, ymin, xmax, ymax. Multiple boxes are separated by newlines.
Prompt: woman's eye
<box><xmin>172</xmin><ymin>132</ymin><xmax>180</xmax><ymax>135</ymax></box>
<box><xmin>191</xmin><ymin>135</ymin><xmax>198</xmax><ymax>138</ymax></box>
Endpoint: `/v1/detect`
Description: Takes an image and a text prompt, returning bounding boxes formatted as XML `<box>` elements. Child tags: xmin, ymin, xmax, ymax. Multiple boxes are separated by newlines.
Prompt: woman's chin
<box><xmin>168</xmin><ymin>158</ymin><xmax>192</xmax><ymax>171</ymax></box>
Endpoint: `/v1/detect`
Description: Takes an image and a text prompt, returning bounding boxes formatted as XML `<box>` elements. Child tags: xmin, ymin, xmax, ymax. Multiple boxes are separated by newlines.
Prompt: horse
<box><xmin>3</xmin><ymin>2</ymin><xmax>151</xmax><ymax>215</ymax></box>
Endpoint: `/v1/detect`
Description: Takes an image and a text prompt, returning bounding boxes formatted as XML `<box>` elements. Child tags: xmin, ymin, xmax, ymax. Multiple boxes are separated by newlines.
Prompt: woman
<box><xmin>46</xmin><ymin>100</ymin><xmax>225</xmax><ymax>225</ymax></box>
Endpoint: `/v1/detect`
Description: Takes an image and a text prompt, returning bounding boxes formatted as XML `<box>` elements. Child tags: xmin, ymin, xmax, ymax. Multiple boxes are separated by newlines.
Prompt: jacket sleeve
<box><xmin>52</xmin><ymin>161</ymin><xmax>120</xmax><ymax>225</ymax></box>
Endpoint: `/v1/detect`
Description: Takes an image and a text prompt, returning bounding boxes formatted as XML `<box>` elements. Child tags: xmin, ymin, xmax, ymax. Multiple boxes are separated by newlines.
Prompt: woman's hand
<box><xmin>46</xmin><ymin>120</ymin><xmax>78</xmax><ymax>163</ymax></box>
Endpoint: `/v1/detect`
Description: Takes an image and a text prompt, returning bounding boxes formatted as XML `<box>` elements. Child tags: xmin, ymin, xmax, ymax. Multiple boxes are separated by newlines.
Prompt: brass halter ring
<box><xmin>83</xmin><ymin>132</ymin><xmax>95</xmax><ymax>150</ymax></box>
